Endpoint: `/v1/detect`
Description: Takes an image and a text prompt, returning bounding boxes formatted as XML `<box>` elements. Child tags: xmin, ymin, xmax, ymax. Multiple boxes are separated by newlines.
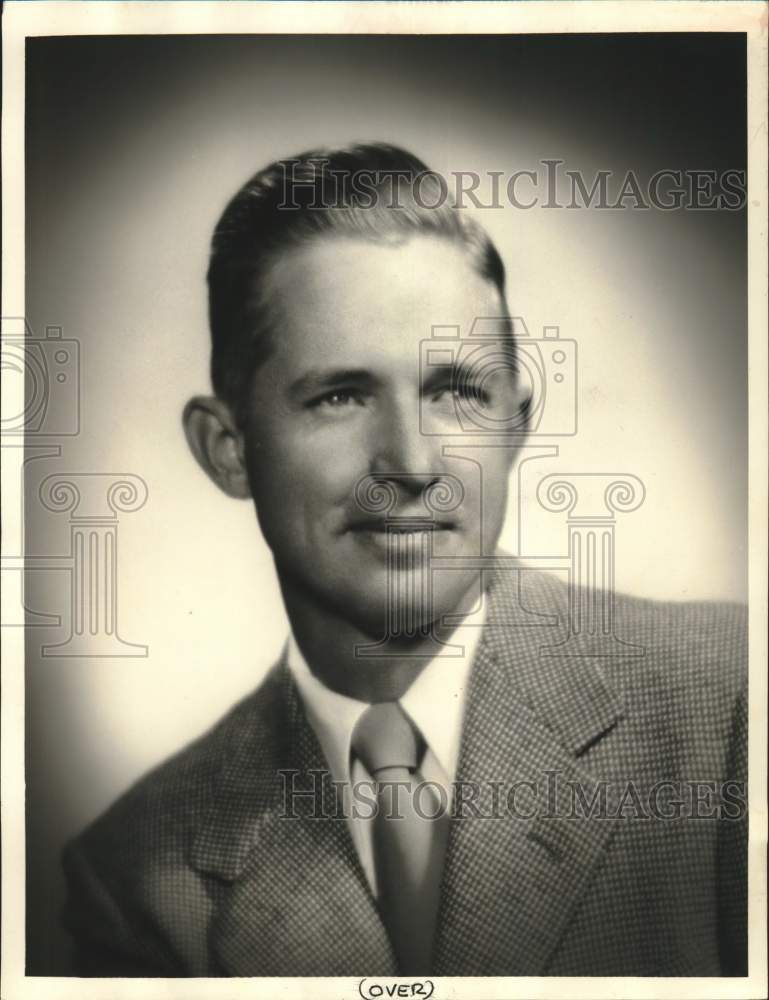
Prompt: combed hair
<box><xmin>207</xmin><ymin>142</ymin><xmax>510</xmax><ymax>421</ymax></box>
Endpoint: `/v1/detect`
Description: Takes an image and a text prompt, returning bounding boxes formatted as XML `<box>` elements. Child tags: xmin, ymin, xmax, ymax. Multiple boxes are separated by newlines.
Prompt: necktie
<box><xmin>351</xmin><ymin>701</ymin><xmax>450</xmax><ymax>974</ymax></box>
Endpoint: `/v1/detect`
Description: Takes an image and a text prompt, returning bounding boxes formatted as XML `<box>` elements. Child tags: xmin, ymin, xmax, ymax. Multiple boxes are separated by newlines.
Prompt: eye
<box><xmin>433</xmin><ymin>382</ymin><xmax>491</xmax><ymax>407</ymax></box>
<box><xmin>309</xmin><ymin>388</ymin><xmax>365</xmax><ymax>410</ymax></box>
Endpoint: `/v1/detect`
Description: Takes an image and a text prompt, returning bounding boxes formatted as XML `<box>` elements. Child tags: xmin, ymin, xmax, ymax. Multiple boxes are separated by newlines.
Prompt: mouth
<box><xmin>347</xmin><ymin>519</ymin><xmax>458</xmax><ymax>556</ymax></box>
<box><xmin>348</xmin><ymin>520</ymin><xmax>457</xmax><ymax>534</ymax></box>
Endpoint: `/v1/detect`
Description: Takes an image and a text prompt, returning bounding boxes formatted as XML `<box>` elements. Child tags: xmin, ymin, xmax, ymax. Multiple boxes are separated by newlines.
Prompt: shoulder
<box><xmin>510</xmin><ymin>565</ymin><xmax>747</xmax><ymax>679</ymax></box>
<box><xmin>66</xmin><ymin>659</ymin><xmax>288</xmax><ymax>872</ymax></box>
<box><xmin>494</xmin><ymin>566</ymin><xmax>747</xmax><ymax>773</ymax></box>
<box><xmin>498</xmin><ymin>565</ymin><xmax>747</xmax><ymax>723</ymax></box>
<box><xmin>613</xmin><ymin>587</ymin><xmax>747</xmax><ymax>648</ymax></box>
<box><xmin>612</xmin><ymin>588</ymin><xmax>748</xmax><ymax>691</ymax></box>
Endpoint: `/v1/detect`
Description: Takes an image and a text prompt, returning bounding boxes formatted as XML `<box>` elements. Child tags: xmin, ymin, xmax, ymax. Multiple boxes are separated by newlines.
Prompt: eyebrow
<box><xmin>421</xmin><ymin>362</ymin><xmax>490</xmax><ymax>389</ymax></box>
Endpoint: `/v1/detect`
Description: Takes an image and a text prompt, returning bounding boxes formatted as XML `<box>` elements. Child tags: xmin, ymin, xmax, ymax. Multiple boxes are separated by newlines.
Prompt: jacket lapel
<box><xmin>189</xmin><ymin>566</ymin><xmax>627</xmax><ymax>976</ymax></box>
<box><xmin>190</xmin><ymin>661</ymin><xmax>395</xmax><ymax>976</ymax></box>
<box><xmin>434</xmin><ymin>567</ymin><xmax>626</xmax><ymax>975</ymax></box>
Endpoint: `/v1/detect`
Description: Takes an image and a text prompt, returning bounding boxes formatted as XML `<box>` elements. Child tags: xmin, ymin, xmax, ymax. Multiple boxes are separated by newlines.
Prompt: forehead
<box><xmin>260</xmin><ymin>234</ymin><xmax>504</xmax><ymax>371</ymax></box>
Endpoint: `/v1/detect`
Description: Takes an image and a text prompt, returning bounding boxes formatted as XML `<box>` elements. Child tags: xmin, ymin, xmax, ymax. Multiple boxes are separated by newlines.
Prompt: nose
<box><xmin>369</xmin><ymin>393</ymin><xmax>440</xmax><ymax>495</ymax></box>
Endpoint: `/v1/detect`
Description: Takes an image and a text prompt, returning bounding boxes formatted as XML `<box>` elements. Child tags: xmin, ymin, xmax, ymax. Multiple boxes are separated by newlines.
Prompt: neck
<box><xmin>281</xmin><ymin>579</ymin><xmax>480</xmax><ymax>703</ymax></box>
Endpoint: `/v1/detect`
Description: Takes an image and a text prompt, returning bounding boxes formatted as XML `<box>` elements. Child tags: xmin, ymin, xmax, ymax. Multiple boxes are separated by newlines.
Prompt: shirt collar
<box><xmin>286</xmin><ymin>634</ymin><xmax>368</xmax><ymax>789</ymax></box>
<box><xmin>286</xmin><ymin>606</ymin><xmax>485</xmax><ymax>787</ymax></box>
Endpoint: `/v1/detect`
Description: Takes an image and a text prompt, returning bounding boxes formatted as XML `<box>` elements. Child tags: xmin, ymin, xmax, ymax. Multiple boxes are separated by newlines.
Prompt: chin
<box><xmin>339</xmin><ymin>578</ymin><xmax>478</xmax><ymax>644</ymax></box>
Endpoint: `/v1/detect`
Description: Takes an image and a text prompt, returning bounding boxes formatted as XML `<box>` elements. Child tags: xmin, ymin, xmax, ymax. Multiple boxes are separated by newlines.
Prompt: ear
<box><xmin>182</xmin><ymin>395</ymin><xmax>251</xmax><ymax>499</ymax></box>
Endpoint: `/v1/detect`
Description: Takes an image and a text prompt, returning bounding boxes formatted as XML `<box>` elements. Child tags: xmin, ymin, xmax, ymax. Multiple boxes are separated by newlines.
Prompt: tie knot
<box><xmin>352</xmin><ymin>702</ymin><xmax>420</xmax><ymax>776</ymax></box>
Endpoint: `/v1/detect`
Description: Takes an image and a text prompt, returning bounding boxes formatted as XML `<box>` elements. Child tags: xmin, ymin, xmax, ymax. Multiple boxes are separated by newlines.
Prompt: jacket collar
<box><xmin>190</xmin><ymin>657</ymin><xmax>396</xmax><ymax>975</ymax></box>
<box><xmin>189</xmin><ymin>659</ymin><xmax>293</xmax><ymax>881</ymax></box>
<box><xmin>433</xmin><ymin>564</ymin><xmax>628</xmax><ymax>974</ymax></box>
<box><xmin>480</xmin><ymin>565</ymin><xmax>626</xmax><ymax>755</ymax></box>
<box><xmin>189</xmin><ymin>564</ymin><xmax>628</xmax><ymax>974</ymax></box>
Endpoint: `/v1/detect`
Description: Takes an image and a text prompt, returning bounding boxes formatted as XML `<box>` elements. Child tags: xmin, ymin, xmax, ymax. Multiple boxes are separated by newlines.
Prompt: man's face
<box><xmin>240</xmin><ymin>234</ymin><xmax>522</xmax><ymax>637</ymax></box>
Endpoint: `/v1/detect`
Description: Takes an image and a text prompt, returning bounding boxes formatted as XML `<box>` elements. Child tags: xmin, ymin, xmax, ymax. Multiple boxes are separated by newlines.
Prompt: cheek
<box><xmin>471</xmin><ymin>457</ymin><xmax>513</xmax><ymax>523</ymax></box>
<box><xmin>246</xmin><ymin>425</ymin><xmax>368</xmax><ymax>519</ymax></box>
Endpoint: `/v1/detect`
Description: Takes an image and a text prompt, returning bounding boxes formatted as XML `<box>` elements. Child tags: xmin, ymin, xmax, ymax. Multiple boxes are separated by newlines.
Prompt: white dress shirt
<box><xmin>286</xmin><ymin>610</ymin><xmax>484</xmax><ymax>896</ymax></box>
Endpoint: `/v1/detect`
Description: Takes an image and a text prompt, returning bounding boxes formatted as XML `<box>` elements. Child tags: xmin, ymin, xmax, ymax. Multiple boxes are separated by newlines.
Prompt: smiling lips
<box><xmin>347</xmin><ymin>519</ymin><xmax>458</xmax><ymax>558</ymax></box>
<box><xmin>348</xmin><ymin>519</ymin><xmax>457</xmax><ymax>534</ymax></box>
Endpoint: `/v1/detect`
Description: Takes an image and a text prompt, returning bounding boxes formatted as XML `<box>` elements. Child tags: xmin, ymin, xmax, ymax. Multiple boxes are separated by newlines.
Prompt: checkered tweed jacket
<box><xmin>61</xmin><ymin>567</ymin><xmax>748</xmax><ymax>977</ymax></box>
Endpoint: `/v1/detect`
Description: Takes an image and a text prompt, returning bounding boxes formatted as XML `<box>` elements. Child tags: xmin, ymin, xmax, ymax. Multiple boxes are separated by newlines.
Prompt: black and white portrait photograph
<box><xmin>2</xmin><ymin>3</ymin><xmax>767</xmax><ymax>999</ymax></box>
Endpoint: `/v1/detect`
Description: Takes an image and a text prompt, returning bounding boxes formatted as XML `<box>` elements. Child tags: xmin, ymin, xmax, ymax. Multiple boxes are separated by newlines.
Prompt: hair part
<box><xmin>207</xmin><ymin>142</ymin><xmax>512</xmax><ymax>423</ymax></box>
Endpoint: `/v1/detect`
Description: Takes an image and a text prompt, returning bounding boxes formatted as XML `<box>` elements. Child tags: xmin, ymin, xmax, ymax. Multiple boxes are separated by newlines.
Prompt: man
<box><xmin>61</xmin><ymin>143</ymin><xmax>747</xmax><ymax>977</ymax></box>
